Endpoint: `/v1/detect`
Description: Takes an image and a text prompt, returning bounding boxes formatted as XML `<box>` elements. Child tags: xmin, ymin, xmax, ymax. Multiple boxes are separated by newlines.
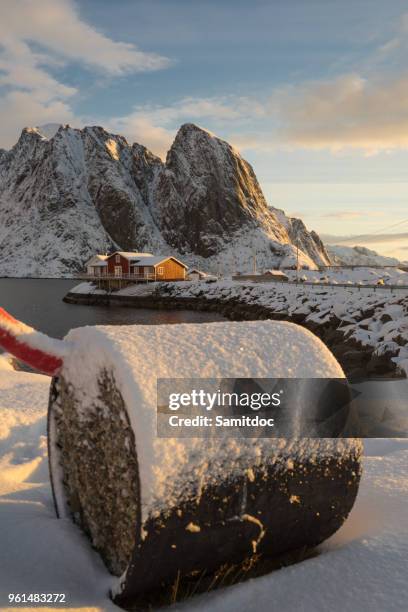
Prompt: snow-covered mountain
<box><xmin>0</xmin><ymin>123</ymin><xmax>330</xmax><ymax>277</ymax></box>
<box><xmin>327</xmin><ymin>245</ymin><xmax>401</xmax><ymax>267</ymax></box>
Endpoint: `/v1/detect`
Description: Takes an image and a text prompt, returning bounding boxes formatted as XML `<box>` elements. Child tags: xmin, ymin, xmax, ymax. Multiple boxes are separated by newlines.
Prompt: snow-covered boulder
<box><xmin>48</xmin><ymin>320</ymin><xmax>362</xmax><ymax>607</ymax></box>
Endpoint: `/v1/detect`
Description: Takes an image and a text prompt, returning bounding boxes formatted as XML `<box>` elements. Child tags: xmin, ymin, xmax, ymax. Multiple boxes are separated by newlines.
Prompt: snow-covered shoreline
<box><xmin>65</xmin><ymin>276</ymin><xmax>408</xmax><ymax>379</ymax></box>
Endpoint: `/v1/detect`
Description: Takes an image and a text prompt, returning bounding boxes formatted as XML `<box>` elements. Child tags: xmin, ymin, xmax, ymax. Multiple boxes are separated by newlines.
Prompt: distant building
<box><xmin>263</xmin><ymin>269</ymin><xmax>289</xmax><ymax>281</ymax></box>
<box><xmin>187</xmin><ymin>268</ymin><xmax>212</xmax><ymax>281</ymax></box>
<box><xmin>85</xmin><ymin>251</ymin><xmax>188</xmax><ymax>281</ymax></box>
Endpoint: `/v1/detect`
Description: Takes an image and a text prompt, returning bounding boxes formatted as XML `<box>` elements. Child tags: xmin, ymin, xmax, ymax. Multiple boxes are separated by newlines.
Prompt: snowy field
<box><xmin>0</xmin><ymin>356</ymin><xmax>407</xmax><ymax>611</ymax></box>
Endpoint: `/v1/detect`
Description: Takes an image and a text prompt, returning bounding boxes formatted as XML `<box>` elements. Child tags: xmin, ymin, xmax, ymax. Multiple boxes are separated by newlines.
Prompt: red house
<box><xmin>96</xmin><ymin>252</ymin><xmax>187</xmax><ymax>281</ymax></box>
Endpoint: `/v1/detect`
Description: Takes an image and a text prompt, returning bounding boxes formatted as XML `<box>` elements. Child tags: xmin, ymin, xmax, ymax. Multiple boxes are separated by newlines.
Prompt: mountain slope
<box><xmin>328</xmin><ymin>245</ymin><xmax>401</xmax><ymax>267</ymax></box>
<box><xmin>0</xmin><ymin>123</ymin><xmax>330</xmax><ymax>277</ymax></box>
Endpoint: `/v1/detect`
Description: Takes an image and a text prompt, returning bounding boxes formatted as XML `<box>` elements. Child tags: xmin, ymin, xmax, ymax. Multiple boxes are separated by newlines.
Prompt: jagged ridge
<box><xmin>0</xmin><ymin>122</ymin><xmax>330</xmax><ymax>277</ymax></box>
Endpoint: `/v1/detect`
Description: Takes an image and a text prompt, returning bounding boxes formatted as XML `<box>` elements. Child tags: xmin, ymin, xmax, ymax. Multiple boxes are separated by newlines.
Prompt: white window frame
<box><xmin>114</xmin><ymin>266</ymin><xmax>122</xmax><ymax>277</ymax></box>
<box><xmin>157</xmin><ymin>266</ymin><xmax>164</xmax><ymax>275</ymax></box>
<box><xmin>115</xmin><ymin>254</ymin><xmax>121</xmax><ymax>263</ymax></box>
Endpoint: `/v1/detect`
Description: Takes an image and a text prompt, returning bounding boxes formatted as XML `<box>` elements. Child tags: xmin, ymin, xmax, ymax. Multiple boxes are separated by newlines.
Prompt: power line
<box><xmin>334</xmin><ymin>216</ymin><xmax>408</xmax><ymax>244</ymax></box>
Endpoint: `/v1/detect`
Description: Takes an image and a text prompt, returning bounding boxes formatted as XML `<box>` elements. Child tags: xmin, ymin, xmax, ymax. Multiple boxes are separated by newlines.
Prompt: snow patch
<box><xmin>105</xmin><ymin>138</ymin><xmax>120</xmax><ymax>161</ymax></box>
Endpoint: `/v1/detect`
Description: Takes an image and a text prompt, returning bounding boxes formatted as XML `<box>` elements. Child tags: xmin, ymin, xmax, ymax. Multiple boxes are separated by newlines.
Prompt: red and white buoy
<box><xmin>0</xmin><ymin>308</ymin><xmax>66</xmax><ymax>376</ymax></box>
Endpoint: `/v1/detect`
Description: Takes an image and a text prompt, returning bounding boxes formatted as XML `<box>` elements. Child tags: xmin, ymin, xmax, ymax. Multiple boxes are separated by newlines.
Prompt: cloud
<box><xmin>274</xmin><ymin>72</ymin><xmax>408</xmax><ymax>153</ymax></box>
<box><xmin>107</xmin><ymin>96</ymin><xmax>259</xmax><ymax>157</ymax></box>
<box><xmin>0</xmin><ymin>0</ymin><xmax>171</xmax><ymax>148</ymax></box>
<box><xmin>265</xmin><ymin>12</ymin><xmax>408</xmax><ymax>154</ymax></box>
<box><xmin>322</xmin><ymin>211</ymin><xmax>364</xmax><ymax>220</ymax></box>
<box><xmin>323</xmin><ymin>232</ymin><xmax>408</xmax><ymax>261</ymax></box>
<box><xmin>109</xmin><ymin>114</ymin><xmax>176</xmax><ymax>160</ymax></box>
<box><xmin>111</xmin><ymin>11</ymin><xmax>408</xmax><ymax>157</ymax></box>
<box><xmin>111</xmin><ymin>71</ymin><xmax>408</xmax><ymax>158</ymax></box>
<box><xmin>322</xmin><ymin>211</ymin><xmax>385</xmax><ymax>220</ymax></box>
<box><xmin>0</xmin><ymin>91</ymin><xmax>75</xmax><ymax>150</ymax></box>
<box><xmin>288</xmin><ymin>210</ymin><xmax>311</xmax><ymax>218</ymax></box>
<box><xmin>0</xmin><ymin>0</ymin><xmax>170</xmax><ymax>77</ymax></box>
<box><xmin>327</xmin><ymin>232</ymin><xmax>408</xmax><ymax>245</ymax></box>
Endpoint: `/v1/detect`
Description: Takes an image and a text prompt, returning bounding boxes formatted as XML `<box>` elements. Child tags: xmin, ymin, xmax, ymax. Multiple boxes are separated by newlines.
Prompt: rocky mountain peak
<box><xmin>0</xmin><ymin>122</ymin><xmax>331</xmax><ymax>276</ymax></box>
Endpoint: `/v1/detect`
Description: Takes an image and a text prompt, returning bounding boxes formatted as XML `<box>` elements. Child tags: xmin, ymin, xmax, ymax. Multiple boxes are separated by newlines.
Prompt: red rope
<box><xmin>0</xmin><ymin>308</ymin><xmax>63</xmax><ymax>376</ymax></box>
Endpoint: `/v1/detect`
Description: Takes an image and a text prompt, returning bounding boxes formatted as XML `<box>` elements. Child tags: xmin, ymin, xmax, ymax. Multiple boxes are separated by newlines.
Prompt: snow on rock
<box><xmin>50</xmin><ymin>319</ymin><xmax>362</xmax><ymax>602</ymax></box>
<box><xmin>285</xmin><ymin>266</ymin><xmax>408</xmax><ymax>286</ymax></box>
<box><xmin>157</xmin><ymin>280</ymin><xmax>408</xmax><ymax>375</ymax></box>
<box><xmin>68</xmin><ymin>281</ymin><xmax>107</xmax><ymax>295</ymax></box>
<box><xmin>60</xmin><ymin>320</ymin><xmax>352</xmax><ymax>523</ymax></box>
<box><xmin>0</xmin><ymin>123</ymin><xmax>330</xmax><ymax>277</ymax></box>
<box><xmin>105</xmin><ymin>138</ymin><xmax>120</xmax><ymax>161</ymax></box>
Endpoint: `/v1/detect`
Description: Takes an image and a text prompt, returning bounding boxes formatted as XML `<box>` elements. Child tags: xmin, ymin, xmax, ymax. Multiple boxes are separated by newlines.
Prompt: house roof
<box><xmin>85</xmin><ymin>254</ymin><xmax>108</xmax><ymax>265</ymax></box>
<box><xmin>130</xmin><ymin>256</ymin><xmax>188</xmax><ymax>268</ymax></box>
<box><xmin>188</xmin><ymin>268</ymin><xmax>207</xmax><ymax>275</ymax></box>
<box><xmin>93</xmin><ymin>260</ymin><xmax>108</xmax><ymax>267</ymax></box>
<box><xmin>108</xmin><ymin>251</ymin><xmax>154</xmax><ymax>261</ymax></box>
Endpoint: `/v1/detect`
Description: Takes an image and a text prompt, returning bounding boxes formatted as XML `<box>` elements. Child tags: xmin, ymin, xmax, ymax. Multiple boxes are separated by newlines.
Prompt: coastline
<box><xmin>63</xmin><ymin>283</ymin><xmax>407</xmax><ymax>381</ymax></box>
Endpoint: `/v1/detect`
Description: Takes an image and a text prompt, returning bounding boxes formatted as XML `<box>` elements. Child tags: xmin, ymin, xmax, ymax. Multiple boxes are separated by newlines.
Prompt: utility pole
<box><xmin>296</xmin><ymin>235</ymin><xmax>299</xmax><ymax>283</ymax></box>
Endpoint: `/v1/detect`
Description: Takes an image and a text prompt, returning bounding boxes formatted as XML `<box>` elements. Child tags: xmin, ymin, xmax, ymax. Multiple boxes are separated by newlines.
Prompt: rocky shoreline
<box><xmin>64</xmin><ymin>289</ymin><xmax>404</xmax><ymax>381</ymax></box>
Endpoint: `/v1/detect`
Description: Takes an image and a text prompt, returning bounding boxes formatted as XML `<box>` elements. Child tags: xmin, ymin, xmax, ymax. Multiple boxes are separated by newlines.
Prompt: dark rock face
<box><xmin>150</xmin><ymin>124</ymin><xmax>284</xmax><ymax>257</ymax></box>
<box><xmin>0</xmin><ymin>122</ymin><xmax>330</xmax><ymax>276</ymax></box>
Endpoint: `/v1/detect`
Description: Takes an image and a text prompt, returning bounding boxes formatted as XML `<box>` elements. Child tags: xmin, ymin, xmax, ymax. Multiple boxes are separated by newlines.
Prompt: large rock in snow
<box><xmin>0</xmin><ymin>123</ymin><xmax>330</xmax><ymax>277</ymax></box>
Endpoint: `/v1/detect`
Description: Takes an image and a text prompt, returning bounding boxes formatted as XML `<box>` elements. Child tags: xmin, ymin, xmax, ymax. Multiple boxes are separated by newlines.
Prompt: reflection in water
<box><xmin>0</xmin><ymin>278</ymin><xmax>225</xmax><ymax>339</ymax></box>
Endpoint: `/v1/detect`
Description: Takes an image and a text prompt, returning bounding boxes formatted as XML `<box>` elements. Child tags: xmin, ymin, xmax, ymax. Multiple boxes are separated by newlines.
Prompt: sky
<box><xmin>1</xmin><ymin>0</ymin><xmax>408</xmax><ymax>258</ymax></box>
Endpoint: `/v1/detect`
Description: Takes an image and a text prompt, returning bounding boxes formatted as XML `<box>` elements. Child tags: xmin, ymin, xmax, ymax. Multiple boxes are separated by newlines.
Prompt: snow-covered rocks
<box><xmin>158</xmin><ymin>280</ymin><xmax>408</xmax><ymax>379</ymax></box>
<box><xmin>48</xmin><ymin>320</ymin><xmax>362</xmax><ymax>606</ymax></box>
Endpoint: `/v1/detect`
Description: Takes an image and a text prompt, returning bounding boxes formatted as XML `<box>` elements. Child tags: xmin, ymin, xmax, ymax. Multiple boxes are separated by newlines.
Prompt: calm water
<box><xmin>0</xmin><ymin>279</ymin><xmax>225</xmax><ymax>338</ymax></box>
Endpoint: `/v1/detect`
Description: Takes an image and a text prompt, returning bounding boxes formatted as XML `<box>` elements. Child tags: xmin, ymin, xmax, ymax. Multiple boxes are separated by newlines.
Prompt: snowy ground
<box><xmin>0</xmin><ymin>360</ymin><xmax>407</xmax><ymax>611</ymax></box>
<box><xmin>284</xmin><ymin>266</ymin><xmax>408</xmax><ymax>286</ymax></box>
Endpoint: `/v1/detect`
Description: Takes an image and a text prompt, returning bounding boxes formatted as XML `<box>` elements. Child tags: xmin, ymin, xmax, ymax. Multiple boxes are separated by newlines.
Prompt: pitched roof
<box><xmin>130</xmin><ymin>256</ymin><xmax>188</xmax><ymax>268</ymax></box>
<box><xmin>188</xmin><ymin>268</ymin><xmax>208</xmax><ymax>276</ymax></box>
<box><xmin>85</xmin><ymin>254</ymin><xmax>108</xmax><ymax>265</ymax></box>
<box><xmin>109</xmin><ymin>251</ymin><xmax>154</xmax><ymax>261</ymax></box>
